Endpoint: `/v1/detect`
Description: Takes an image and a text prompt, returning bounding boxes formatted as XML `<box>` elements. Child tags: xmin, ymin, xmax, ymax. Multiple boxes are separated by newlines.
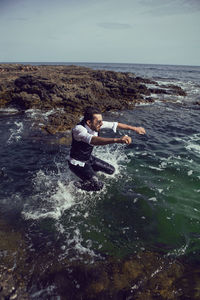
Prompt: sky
<box><xmin>0</xmin><ymin>0</ymin><xmax>200</xmax><ymax>65</ymax></box>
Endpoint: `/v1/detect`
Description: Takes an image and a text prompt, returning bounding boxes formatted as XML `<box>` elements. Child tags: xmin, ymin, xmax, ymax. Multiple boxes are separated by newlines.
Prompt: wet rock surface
<box><xmin>0</xmin><ymin>64</ymin><xmax>186</xmax><ymax>134</ymax></box>
<box><xmin>0</xmin><ymin>213</ymin><xmax>199</xmax><ymax>300</ymax></box>
<box><xmin>0</xmin><ymin>218</ymin><xmax>29</xmax><ymax>299</ymax></box>
<box><xmin>47</xmin><ymin>252</ymin><xmax>185</xmax><ymax>300</ymax></box>
<box><xmin>1</xmin><ymin>192</ymin><xmax>199</xmax><ymax>300</ymax></box>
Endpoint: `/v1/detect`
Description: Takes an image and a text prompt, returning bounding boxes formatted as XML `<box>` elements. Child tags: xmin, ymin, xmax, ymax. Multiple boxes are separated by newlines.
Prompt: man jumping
<box><xmin>68</xmin><ymin>107</ymin><xmax>146</xmax><ymax>191</ymax></box>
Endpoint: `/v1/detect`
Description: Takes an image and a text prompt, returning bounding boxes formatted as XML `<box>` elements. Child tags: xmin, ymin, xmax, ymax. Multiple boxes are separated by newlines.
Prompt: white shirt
<box><xmin>69</xmin><ymin>121</ymin><xmax>118</xmax><ymax>166</ymax></box>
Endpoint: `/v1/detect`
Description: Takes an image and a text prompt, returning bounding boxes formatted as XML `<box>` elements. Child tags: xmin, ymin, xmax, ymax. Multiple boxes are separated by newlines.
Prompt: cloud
<box><xmin>98</xmin><ymin>22</ymin><xmax>132</xmax><ymax>30</ymax></box>
<box><xmin>14</xmin><ymin>17</ymin><xmax>28</xmax><ymax>21</ymax></box>
<box><xmin>139</xmin><ymin>0</ymin><xmax>200</xmax><ymax>16</ymax></box>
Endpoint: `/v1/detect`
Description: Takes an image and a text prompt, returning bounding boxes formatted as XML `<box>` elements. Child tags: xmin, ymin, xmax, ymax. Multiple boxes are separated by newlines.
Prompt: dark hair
<box><xmin>83</xmin><ymin>106</ymin><xmax>101</xmax><ymax>122</ymax></box>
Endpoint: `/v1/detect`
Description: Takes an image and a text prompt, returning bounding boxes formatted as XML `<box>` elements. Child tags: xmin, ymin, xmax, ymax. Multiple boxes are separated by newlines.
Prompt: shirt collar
<box><xmin>85</xmin><ymin>124</ymin><xmax>95</xmax><ymax>134</ymax></box>
<box><xmin>85</xmin><ymin>124</ymin><xmax>98</xmax><ymax>135</ymax></box>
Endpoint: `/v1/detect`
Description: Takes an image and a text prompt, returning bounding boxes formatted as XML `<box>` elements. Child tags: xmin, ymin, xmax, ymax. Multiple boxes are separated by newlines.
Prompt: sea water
<box><xmin>0</xmin><ymin>63</ymin><xmax>200</xmax><ymax>297</ymax></box>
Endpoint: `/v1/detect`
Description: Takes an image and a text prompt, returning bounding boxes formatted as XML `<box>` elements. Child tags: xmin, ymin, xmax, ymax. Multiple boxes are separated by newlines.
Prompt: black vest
<box><xmin>70</xmin><ymin>120</ymin><xmax>94</xmax><ymax>162</ymax></box>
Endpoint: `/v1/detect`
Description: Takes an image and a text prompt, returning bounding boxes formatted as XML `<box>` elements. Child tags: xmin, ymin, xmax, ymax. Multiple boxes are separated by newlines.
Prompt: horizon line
<box><xmin>0</xmin><ymin>61</ymin><xmax>199</xmax><ymax>68</ymax></box>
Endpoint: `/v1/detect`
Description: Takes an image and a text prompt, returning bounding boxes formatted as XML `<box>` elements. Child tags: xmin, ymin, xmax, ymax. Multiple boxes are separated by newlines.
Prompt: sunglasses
<box><xmin>96</xmin><ymin>120</ymin><xmax>103</xmax><ymax>125</ymax></box>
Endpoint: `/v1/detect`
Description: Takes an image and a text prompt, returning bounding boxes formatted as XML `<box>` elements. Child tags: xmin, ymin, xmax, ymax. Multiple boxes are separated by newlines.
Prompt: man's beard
<box><xmin>91</xmin><ymin>125</ymin><xmax>101</xmax><ymax>132</ymax></box>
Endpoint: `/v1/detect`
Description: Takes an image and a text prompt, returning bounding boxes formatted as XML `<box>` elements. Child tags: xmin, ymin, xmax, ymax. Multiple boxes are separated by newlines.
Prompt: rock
<box><xmin>159</xmin><ymin>84</ymin><xmax>187</xmax><ymax>96</ymax></box>
<box><xmin>0</xmin><ymin>64</ymin><xmax>187</xmax><ymax>134</ymax></box>
<box><xmin>34</xmin><ymin>251</ymin><xmax>187</xmax><ymax>299</ymax></box>
<box><xmin>0</xmin><ymin>210</ymin><xmax>199</xmax><ymax>299</ymax></box>
<box><xmin>0</xmin><ymin>217</ymin><xmax>30</xmax><ymax>299</ymax></box>
<box><xmin>145</xmin><ymin>97</ymin><xmax>154</xmax><ymax>103</ymax></box>
<box><xmin>0</xmin><ymin>89</ymin><xmax>12</xmax><ymax>107</ymax></box>
<box><xmin>42</xmin><ymin>111</ymin><xmax>79</xmax><ymax>134</ymax></box>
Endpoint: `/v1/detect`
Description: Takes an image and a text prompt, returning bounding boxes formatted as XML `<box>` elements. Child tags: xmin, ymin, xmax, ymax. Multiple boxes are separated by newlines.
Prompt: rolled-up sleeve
<box><xmin>72</xmin><ymin>125</ymin><xmax>93</xmax><ymax>144</ymax></box>
<box><xmin>101</xmin><ymin>121</ymin><xmax>118</xmax><ymax>133</ymax></box>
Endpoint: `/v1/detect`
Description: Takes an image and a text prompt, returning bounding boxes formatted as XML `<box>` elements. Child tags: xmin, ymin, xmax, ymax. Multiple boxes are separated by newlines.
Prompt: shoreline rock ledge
<box><xmin>0</xmin><ymin>64</ymin><xmax>186</xmax><ymax>134</ymax></box>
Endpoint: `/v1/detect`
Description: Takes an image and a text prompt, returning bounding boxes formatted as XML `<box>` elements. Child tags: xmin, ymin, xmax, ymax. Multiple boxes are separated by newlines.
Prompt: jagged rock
<box><xmin>43</xmin><ymin>111</ymin><xmax>79</xmax><ymax>134</ymax></box>
<box><xmin>159</xmin><ymin>84</ymin><xmax>187</xmax><ymax>96</ymax></box>
<box><xmin>0</xmin><ymin>64</ymin><xmax>187</xmax><ymax>134</ymax></box>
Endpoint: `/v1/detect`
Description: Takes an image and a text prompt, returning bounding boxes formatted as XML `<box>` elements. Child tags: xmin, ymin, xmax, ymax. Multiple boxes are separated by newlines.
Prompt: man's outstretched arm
<box><xmin>117</xmin><ymin>123</ymin><xmax>146</xmax><ymax>135</ymax></box>
<box><xmin>91</xmin><ymin>135</ymin><xmax>132</xmax><ymax>146</ymax></box>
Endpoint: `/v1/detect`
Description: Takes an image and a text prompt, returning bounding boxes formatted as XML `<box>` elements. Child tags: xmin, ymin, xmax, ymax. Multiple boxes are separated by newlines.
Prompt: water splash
<box><xmin>7</xmin><ymin>121</ymin><xmax>23</xmax><ymax>144</ymax></box>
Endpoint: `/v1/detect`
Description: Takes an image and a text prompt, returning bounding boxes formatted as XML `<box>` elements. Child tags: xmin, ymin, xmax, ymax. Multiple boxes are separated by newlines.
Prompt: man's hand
<box><xmin>117</xmin><ymin>123</ymin><xmax>146</xmax><ymax>135</ymax></box>
<box><xmin>134</xmin><ymin>127</ymin><xmax>146</xmax><ymax>135</ymax></box>
<box><xmin>118</xmin><ymin>135</ymin><xmax>132</xmax><ymax>144</ymax></box>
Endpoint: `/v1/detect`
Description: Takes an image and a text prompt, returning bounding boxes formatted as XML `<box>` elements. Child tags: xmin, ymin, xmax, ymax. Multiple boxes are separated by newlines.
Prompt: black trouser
<box><xmin>68</xmin><ymin>155</ymin><xmax>115</xmax><ymax>191</ymax></box>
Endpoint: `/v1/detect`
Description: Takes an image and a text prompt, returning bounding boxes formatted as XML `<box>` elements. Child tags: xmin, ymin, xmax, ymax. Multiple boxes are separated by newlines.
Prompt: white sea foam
<box><xmin>149</xmin><ymin>165</ymin><xmax>163</xmax><ymax>171</ymax></box>
<box><xmin>31</xmin><ymin>285</ymin><xmax>57</xmax><ymax>299</ymax></box>
<box><xmin>25</xmin><ymin>108</ymin><xmax>64</xmax><ymax>120</ymax></box>
<box><xmin>148</xmin><ymin>197</ymin><xmax>157</xmax><ymax>202</ymax></box>
<box><xmin>135</xmin><ymin>101</ymin><xmax>154</xmax><ymax>107</ymax></box>
<box><xmin>0</xmin><ymin>108</ymin><xmax>19</xmax><ymax>114</ymax></box>
<box><xmin>22</xmin><ymin>170</ymin><xmax>77</xmax><ymax>220</ymax></box>
<box><xmin>25</xmin><ymin>108</ymin><xmax>42</xmax><ymax>118</ymax></box>
<box><xmin>149</xmin><ymin>93</ymin><xmax>160</xmax><ymax>98</ymax></box>
<box><xmin>167</xmin><ymin>243</ymin><xmax>188</xmax><ymax>257</ymax></box>
<box><xmin>22</xmin><ymin>143</ymin><xmax>128</xmax><ymax>221</ymax></box>
<box><xmin>186</xmin><ymin>143</ymin><xmax>200</xmax><ymax>155</ymax></box>
<box><xmin>7</xmin><ymin>121</ymin><xmax>23</xmax><ymax>144</ymax></box>
<box><xmin>94</xmin><ymin>143</ymin><xmax>129</xmax><ymax>176</ymax></box>
<box><xmin>67</xmin><ymin>228</ymin><xmax>96</xmax><ymax>257</ymax></box>
<box><xmin>158</xmin><ymin>154</ymin><xmax>187</xmax><ymax>170</ymax></box>
<box><xmin>176</xmin><ymin>133</ymin><xmax>200</xmax><ymax>157</ymax></box>
<box><xmin>188</xmin><ymin>170</ymin><xmax>193</xmax><ymax>176</ymax></box>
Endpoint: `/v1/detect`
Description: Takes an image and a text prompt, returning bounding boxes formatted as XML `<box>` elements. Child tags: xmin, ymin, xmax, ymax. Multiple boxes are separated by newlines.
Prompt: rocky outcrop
<box><xmin>0</xmin><ymin>64</ymin><xmax>186</xmax><ymax>134</ymax></box>
<box><xmin>24</xmin><ymin>250</ymin><xmax>200</xmax><ymax>300</ymax></box>
<box><xmin>0</xmin><ymin>218</ymin><xmax>30</xmax><ymax>299</ymax></box>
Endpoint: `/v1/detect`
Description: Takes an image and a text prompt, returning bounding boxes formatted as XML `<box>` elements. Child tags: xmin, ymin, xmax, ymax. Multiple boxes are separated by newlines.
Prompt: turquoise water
<box><xmin>0</xmin><ymin>63</ymin><xmax>200</xmax><ymax>297</ymax></box>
